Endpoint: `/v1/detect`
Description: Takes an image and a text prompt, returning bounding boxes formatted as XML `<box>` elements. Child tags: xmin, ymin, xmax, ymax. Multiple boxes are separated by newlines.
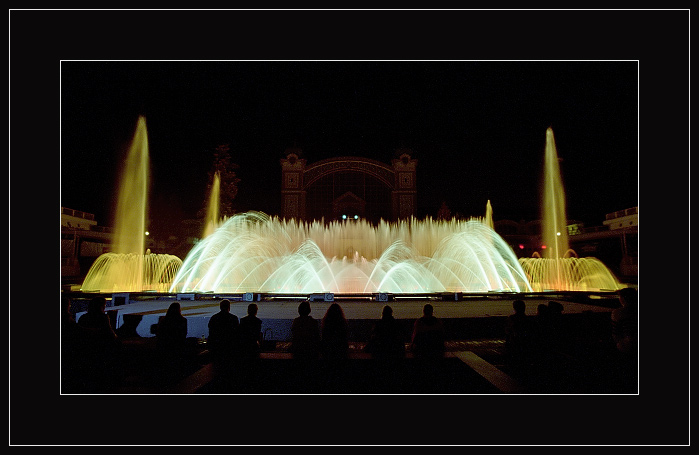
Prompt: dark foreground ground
<box><xmin>62</xmin><ymin>326</ymin><xmax>638</xmax><ymax>395</ymax></box>
<box><xmin>60</xmin><ymin>292</ymin><xmax>637</xmax><ymax>394</ymax></box>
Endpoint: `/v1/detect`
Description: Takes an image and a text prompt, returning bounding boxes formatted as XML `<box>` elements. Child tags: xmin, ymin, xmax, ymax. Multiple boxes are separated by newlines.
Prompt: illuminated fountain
<box><xmin>518</xmin><ymin>127</ymin><xmax>622</xmax><ymax>291</ymax></box>
<box><xmin>169</xmin><ymin>210</ymin><xmax>532</xmax><ymax>294</ymax></box>
<box><xmin>81</xmin><ymin>116</ymin><xmax>182</xmax><ymax>293</ymax></box>
<box><xmin>202</xmin><ymin>171</ymin><xmax>221</xmax><ymax>239</ymax></box>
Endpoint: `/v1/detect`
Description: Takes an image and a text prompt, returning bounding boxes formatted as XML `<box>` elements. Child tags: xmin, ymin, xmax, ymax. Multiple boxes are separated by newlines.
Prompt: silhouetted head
<box><xmin>166</xmin><ymin>301</ymin><xmax>182</xmax><ymax>318</ymax></box>
<box><xmin>513</xmin><ymin>300</ymin><xmax>526</xmax><ymax>314</ymax></box>
<box><xmin>382</xmin><ymin>305</ymin><xmax>393</xmax><ymax>320</ymax></box>
<box><xmin>247</xmin><ymin>303</ymin><xmax>258</xmax><ymax>316</ymax></box>
<box><xmin>298</xmin><ymin>301</ymin><xmax>311</xmax><ymax>317</ymax></box>
<box><xmin>423</xmin><ymin>303</ymin><xmax>434</xmax><ymax>317</ymax></box>
<box><xmin>548</xmin><ymin>301</ymin><xmax>563</xmax><ymax>315</ymax></box>
<box><xmin>88</xmin><ymin>296</ymin><xmax>107</xmax><ymax>314</ymax></box>
<box><xmin>219</xmin><ymin>299</ymin><xmax>231</xmax><ymax>312</ymax></box>
<box><xmin>324</xmin><ymin>302</ymin><xmax>345</xmax><ymax>321</ymax></box>
<box><xmin>537</xmin><ymin>303</ymin><xmax>549</xmax><ymax>317</ymax></box>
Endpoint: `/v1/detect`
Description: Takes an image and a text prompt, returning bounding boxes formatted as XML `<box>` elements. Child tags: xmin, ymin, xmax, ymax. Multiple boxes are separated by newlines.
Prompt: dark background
<box><xmin>10</xmin><ymin>8</ymin><xmax>688</xmax><ymax>447</ymax></box>
<box><xmin>59</xmin><ymin>59</ymin><xmax>638</xmax><ymax>237</ymax></box>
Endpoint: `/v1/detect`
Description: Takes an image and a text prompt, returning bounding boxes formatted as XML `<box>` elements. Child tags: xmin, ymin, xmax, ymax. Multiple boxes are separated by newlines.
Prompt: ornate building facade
<box><xmin>280</xmin><ymin>148</ymin><xmax>417</xmax><ymax>223</ymax></box>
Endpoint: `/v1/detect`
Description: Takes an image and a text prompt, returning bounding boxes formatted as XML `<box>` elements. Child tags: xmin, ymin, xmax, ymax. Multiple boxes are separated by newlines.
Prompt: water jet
<box><xmin>81</xmin><ymin>116</ymin><xmax>182</xmax><ymax>293</ymax></box>
<box><xmin>518</xmin><ymin>127</ymin><xmax>623</xmax><ymax>292</ymax></box>
<box><xmin>169</xmin><ymin>211</ymin><xmax>532</xmax><ymax>294</ymax></box>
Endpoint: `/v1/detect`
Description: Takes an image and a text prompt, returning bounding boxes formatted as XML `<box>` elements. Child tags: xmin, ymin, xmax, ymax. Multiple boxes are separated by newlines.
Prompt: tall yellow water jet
<box><xmin>542</xmin><ymin>127</ymin><xmax>569</xmax><ymax>259</ymax></box>
<box><xmin>484</xmin><ymin>199</ymin><xmax>494</xmax><ymax>229</ymax></box>
<box><xmin>518</xmin><ymin>127</ymin><xmax>620</xmax><ymax>291</ymax></box>
<box><xmin>113</xmin><ymin>115</ymin><xmax>150</xmax><ymax>255</ymax></box>
<box><xmin>81</xmin><ymin>115</ymin><xmax>182</xmax><ymax>293</ymax></box>
<box><xmin>203</xmin><ymin>171</ymin><xmax>221</xmax><ymax>238</ymax></box>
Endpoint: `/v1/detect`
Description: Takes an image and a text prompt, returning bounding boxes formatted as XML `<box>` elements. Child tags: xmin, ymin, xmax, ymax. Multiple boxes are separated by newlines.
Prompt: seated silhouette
<box><xmin>410</xmin><ymin>304</ymin><xmax>445</xmax><ymax>358</ymax></box>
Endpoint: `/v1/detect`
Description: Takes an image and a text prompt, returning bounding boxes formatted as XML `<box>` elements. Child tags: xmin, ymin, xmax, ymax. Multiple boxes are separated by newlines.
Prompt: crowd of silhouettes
<box><xmin>61</xmin><ymin>296</ymin><xmax>457</xmax><ymax>392</ymax></box>
<box><xmin>505</xmin><ymin>299</ymin><xmax>572</xmax><ymax>370</ymax></box>
<box><xmin>62</xmin><ymin>289</ymin><xmax>639</xmax><ymax>393</ymax></box>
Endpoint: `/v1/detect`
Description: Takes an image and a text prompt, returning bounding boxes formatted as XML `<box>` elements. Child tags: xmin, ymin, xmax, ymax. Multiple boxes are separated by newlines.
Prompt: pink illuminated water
<box><xmin>170</xmin><ymin>211</ymin><xmax>532</xmax><ymax>294</ymax></box>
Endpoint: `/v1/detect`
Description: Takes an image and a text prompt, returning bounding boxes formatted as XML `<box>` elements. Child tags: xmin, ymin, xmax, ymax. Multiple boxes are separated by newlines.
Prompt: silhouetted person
<box><xmin>62</xmin><ymin>294</ymin><xmax>86</xmax><ymax>392</ymax></box>
<box><xmin>611</xmin><ymin>287</ymin><xmax>638</xmax><ymax>355</ymax></box>
<box><xmin>207</xmin><ymin>299</ymin><xmax>239</xmax><ymax>372</ymax></box>
<box><xmin>238</xmin><ymin>303</ymin><xmax>263</xmax><ymax>359</ymax></box>
<box><xmin>410</xmin><ymin>303</ymin><xmax>445</xmax><ymax>358</ymax></box>
<box><xmin>157</xmin><ymin>302</ymin><xmax>188</xmax><ymax>352</ymax></box>
<box><xmin>365</xmin><ymin>305</ymin><xmax>405</xmax><ymax>360</ymax></box>
<box><xmin>320</xmin><ymin>303</ymin><xmax>349</xmax><ymax>361</ymax></box>
<box><xmin>77</xmin><ymin>296</ymin><xmax>121</xmax><ymax>391</ymax></box>
<box><xmin>78</xmin><ymin>296</ymin><xmax>118</xmax><ymax>342</ymax></box>
<box><xmin>155</xmin><ymin>301</ymin><xmax>189</xmax><ymax>383</ymax></box>
<box><xmin>115</xmin><ymin>314</ymin><xmax>143</xmax><ymax>339</ymax></box>
<box><xmin>290</xmin><ymin>301</ymin><xmax>320</xmax><ymax>360</ymax></box>
<box><xmin>505</xmin><ymin>299</ymin><xmax>533</xmax><ymax>367</ymax></box>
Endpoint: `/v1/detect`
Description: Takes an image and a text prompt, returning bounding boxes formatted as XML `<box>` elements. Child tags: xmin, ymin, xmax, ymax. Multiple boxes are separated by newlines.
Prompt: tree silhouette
<box><xmin>437</xmin><ymin>201</ymin><xmax>452</xmax><ymax>220</ymax></box>
<box><xmin>201</xmin><ymin>144</ymin><xmax>241</xmax><ymax>219</ymax></box>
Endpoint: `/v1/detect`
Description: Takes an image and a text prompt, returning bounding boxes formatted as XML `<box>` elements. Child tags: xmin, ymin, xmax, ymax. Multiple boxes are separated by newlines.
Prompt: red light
<box><xmin>518</xmin><ymin>244</ymin><xmax>525</xmax><ymax>249</ymax></box>
<box><xmin>541</xmin><ymin>245</ymin><xmax>547</xmax><ymax>249</ymax></box>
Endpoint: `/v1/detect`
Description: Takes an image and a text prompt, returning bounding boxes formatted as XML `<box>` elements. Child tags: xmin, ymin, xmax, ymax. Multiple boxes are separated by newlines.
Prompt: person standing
<box><xmin>77</xmin><ymin>296</ymin><xmax>121</xmax><ymax>391</ymax></box>
<box><xmin>156</xmin><ymin>301</ymin><xmax>189</xmax><ymax>381</ymax></box>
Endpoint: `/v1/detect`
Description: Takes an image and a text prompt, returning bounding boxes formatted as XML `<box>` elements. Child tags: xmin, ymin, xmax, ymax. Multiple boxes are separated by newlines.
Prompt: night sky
<box><xmin>59</xmin><ymin>59</ymin><xmax>638</xmax><ymax>236</ymax></box>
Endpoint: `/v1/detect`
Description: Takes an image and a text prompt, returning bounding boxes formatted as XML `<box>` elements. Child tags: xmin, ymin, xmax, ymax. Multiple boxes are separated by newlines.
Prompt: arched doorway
<box><xmin>280</xmin><ymin>149</ymin><xmax>417</xmax><ymax>222</ymax></box>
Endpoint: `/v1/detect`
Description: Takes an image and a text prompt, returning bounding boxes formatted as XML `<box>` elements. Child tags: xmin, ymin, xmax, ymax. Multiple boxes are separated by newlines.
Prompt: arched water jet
<box><xmin>169</xmin><ymin>211</ymin><xmax>533</xmax><ymax>294</ymax></box>
<box><xmin>82</xmin><ymin>252</ymin><xmax>182</xmax><ymax>293</ymax></box>
<box><xmin>519</xmin><ymin>256</ymin><xmax>620</xmax><ymax>292</ymax></box>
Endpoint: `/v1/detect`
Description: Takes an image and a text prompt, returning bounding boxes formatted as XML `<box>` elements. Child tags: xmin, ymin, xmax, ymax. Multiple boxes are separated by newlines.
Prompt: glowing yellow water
<box><xmin>542</xmin><ymin>127</ymin><xmax>569</xmax><ymax>260</ymax></box>
<box><xmin>203</xmin><ymin>171</ymin><xmax>221</xmax><ymax>238</ymax></box>
<box><xmin>81</xmin><ymin>116</ymin><xmax>183</xmax><ymax>292</ymax></box>
<box><xmin>113</xmin><ymin>115</ymin><xmax>150</xmax><ymax>255</ymax></box>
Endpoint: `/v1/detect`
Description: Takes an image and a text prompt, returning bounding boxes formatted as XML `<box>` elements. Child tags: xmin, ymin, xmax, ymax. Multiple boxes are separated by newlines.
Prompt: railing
<box><xmin>61</xmin><ymin>207</ymin><xmax>95</xmax><ymax>221</ymax></box>
<box><xmin>605</xmin><ymin>207</ymin><xmax>638</xmax><ymax>220</ymax></box>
